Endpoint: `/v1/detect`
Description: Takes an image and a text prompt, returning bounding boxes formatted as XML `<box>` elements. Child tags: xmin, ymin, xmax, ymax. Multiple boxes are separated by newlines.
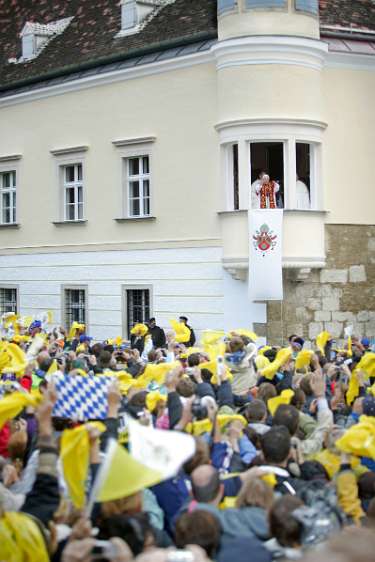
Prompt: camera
<box><xmin>191</xmin><ymin>397</ymin><xmax>208</xmax><ymax>421</ymax></box>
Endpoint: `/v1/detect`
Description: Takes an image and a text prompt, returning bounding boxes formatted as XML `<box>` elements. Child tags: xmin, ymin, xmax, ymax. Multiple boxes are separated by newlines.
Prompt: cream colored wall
<box><xmin>217</xmin><ymin>65</ymin><xmax>323</xmax><ymax>123</ymax></box>
<box><xmin>0</xmin><ymin>63</ymin><xmax>220</xmax><ymax>252</ymax></box>
<box><xmin>322</xmin><ymin>67</ymin><xmax>375</xmax><ymax>225</ymax></box>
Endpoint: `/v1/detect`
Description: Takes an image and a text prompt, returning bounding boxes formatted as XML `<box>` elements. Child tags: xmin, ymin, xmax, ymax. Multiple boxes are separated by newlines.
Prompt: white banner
<box><xmin>248</xmin><ymin>209</ymin><xmax>283</xmax><ymax>301</ymax></box>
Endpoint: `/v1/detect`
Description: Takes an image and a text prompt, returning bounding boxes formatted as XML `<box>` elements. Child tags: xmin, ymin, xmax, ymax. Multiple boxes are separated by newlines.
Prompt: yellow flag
<box><xmin>146</xmin><ymin>391</ymin><xmax>167</xmax><ymax>412</ymax></box>
<box><xmin>261</xmin><ymin>348</ymin><xmax>292</xmax><ymax>380</ymax></box>
<box><xmin>60</xmin><ymin>422</ymin><xmax>105</xmax><ymax>509</ymax></box>
<box><xmin>0</xmin><ymin>392</ymin><xmax>41</xmax><ymax>430</ymax></box>
<box><xmin>316</xmin><ymin>331</ymin><xmax>331</xmax><ymax>355</ymax></box>
<box><xmin>267</xmin><ymin>389</ymin><xmax>295</xmax><ymax>417</ymax></box>
<box><xmin>95</xmin><ymin>440</ymin><xmax>163</xmax><ymax>503</ymax></box>
<box><xmin>46</xmin><ymin>359</ymin><xmax>58</xmax><ymax>376</ymax></box>
<box><xmin>295</xmin><ymin>349</ymin><xmax>314</xmax><ymax>370</ymax></box>
<box><xmin>142</xmin><ymin>361</ymin><xmax>180</xmax><ymax>385</ymax></box>
<box><xmin>229</xmin><ymin>329</ymin><xmax>258</xmax><ymax>342</ymax></box>
<box><xmin>201</xmin><ymin>330</ymin><xmax>225</xmax><ymax>347</ymax></box>
<box><xmin>47</xmin><ymin>310</ymin><xmax>54</xmax><ymax>324</ymax></box>
<box><xmin>0</xmin><ymin>511</ymin><xmax>49</xmax><ymax>562</ymax></box>
<box><xmin>255</xmin><ymin>355</ymin><xmax>270</xmax><ymax>370</ymax></box>
<box><xmin>356</xmin><ymin>352</ymin><xmax>375</xmax><ymax>378</ymax></box>
<box><xmin>346</xmin><ymin>370</ymin><xmax>359</xmax><ymax>405</ymax></box>
<box><xmin>68</xmin><ymin>321</ymin><xmax>85</xmax><ymax>340</ymax></box>
<box><xmin>2</xmin><ymin>343</ymin><xmax>27</xmax><ymax>375</ymax></box>
<box><xmin>130</xmin><ymin>323</ymin><xmax>148</xmax><ymax>337</ymax></box>
<box><xmin>336</xmin><ymin>415</ymin><xmax>375</xmax><ymax>460</ymax></box>
<box><xmin>170</xmin><ymin>320</ymin><xmax>191</xmax><ymax>344</ymax></box>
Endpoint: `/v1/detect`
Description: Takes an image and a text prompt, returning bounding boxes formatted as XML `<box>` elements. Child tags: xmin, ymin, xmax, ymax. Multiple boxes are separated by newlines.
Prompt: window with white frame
<box><xmin>125</xmin><ymin>288</ymin><xmax>150</xmax><ymax>337</ymax></box>
<box><xmin>0</xmin><ymin>171</ymin><xmax>16</xmax><ymax>224</ymax></box>
<box><xmin>250</xmin><ymin>142</ymin><xmax>285</xmax><ymax>208</ymax></box>
<box><xmin>64</xmin><ymin>287</ymin><xmax>87</xmax><ymax>327</ymax></box>
<box><xmin>0</xmin><ymin>287</ymin><xmax>18</xmax><ymax>315</ymax></box>
<box><xmin>62</xmin><ymin>164</ymin><xmax>83</xmax><ymax>221</ymax></box>
<box><xmin>126</xmin><ymin>156</ymin><xmax>150</xmax><ymax>217</ymax></box>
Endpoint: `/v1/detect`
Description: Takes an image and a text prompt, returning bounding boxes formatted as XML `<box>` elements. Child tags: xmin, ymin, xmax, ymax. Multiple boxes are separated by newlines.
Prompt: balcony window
<box><xmin>250</xmin><ymin>142</ymin><xmax>284</xmax><ymax>208</ymax></box>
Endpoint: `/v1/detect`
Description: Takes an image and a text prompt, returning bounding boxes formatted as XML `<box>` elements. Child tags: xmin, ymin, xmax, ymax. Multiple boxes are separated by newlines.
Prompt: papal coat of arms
<box><xmin>253</xmin><ymin>223</ymin><xmax>277</xmax><ymax>256</ymax></box>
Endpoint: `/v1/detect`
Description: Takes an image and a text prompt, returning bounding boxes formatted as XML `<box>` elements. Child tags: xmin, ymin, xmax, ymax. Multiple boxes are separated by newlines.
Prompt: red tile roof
<box><xmin>0</xmin><ymin>0</ymin><xmax>374</xmax><ymax>91</ymax></box>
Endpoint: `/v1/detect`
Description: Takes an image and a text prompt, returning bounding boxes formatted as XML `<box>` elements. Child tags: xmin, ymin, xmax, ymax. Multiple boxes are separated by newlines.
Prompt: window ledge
<box><xmin>114</xmin><ymin>216</ymin><xmax>156</xmax><ymax>222</ymax></box>
<box><xmin>0</xmin><ymin>222</ymin><xmax>20</xmax><ymax>229</ymax></box>
<box><xmin>52</xmin><ymin>220</ymin><xmax>88</xmax><ymax>226</ymax></box>
<box><xmin>112</xmin><ymin>137</ymin><xmax>156</xmax><ymax>148</ymax></box>
<box><xmin>50</xmin><ymin>146</ymin><xmax>89</xmax><ymax>156</ymax></box>
<box><xmin>217</xmin><ymin>209</ymin><xmax>327</xmax><ymax>215</ymax></box>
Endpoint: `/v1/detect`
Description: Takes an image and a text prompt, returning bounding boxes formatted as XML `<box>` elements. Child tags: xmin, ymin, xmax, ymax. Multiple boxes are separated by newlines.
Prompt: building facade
<box><xmin>0</xmin><ymin>0</ymin><xmax>374</xmax><ymax>342</ymax></box>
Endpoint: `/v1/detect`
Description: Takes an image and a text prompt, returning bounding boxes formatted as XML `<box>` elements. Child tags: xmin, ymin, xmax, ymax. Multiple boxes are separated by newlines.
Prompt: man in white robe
<box><xmin>296</xmin><ymin>176</ymin><xmax>310</xmax><ymax>209</ymax></box>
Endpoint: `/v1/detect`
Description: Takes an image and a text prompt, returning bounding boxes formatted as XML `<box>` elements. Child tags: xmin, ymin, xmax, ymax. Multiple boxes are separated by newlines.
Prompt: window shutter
<box><xmin>295</xmin><ymin>0</ymin><xmax>318</xmax><ymax>14</ymax></box>
<box><xmin>218</xmin><ymin>0</ymin><xmax>237</xmax><ymax>15</ymax></box>
<box><xmin>245</xmin><ymin>0</ymin><xmax>287</xmax><ymax>8</ymax></box>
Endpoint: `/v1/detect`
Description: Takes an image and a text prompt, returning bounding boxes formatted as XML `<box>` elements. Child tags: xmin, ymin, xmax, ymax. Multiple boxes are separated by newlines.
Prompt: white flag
<box><xmin>248</xmin><ymin>209</ymin><xmax>283</xmax><ymax>301</ymax></box>
<box><xmin>127</xmin><ymin>416</ymin><xmax>196</xmax><ymax>479</ymax></box>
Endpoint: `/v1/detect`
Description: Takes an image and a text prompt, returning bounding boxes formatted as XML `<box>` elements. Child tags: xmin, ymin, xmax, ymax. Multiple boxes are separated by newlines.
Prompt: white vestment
<box><xmin>296</xmin><ymin>180</ymin><xmax>310</xmax><ymax>209</ymax></box>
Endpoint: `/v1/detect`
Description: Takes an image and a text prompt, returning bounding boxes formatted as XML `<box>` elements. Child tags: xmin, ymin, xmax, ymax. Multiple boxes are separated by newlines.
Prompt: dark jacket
<box><xmin>149</xmin><ymin>325</ymin><xmax>166</xmax><ymax>349</ymax></box>
<box><xmin>185</xmin><ymin>324</ymin><xmax>196</xmax><ymax>348</ymax></box>
<box><xmin>130</xmin><ymin>335</ymin><xmax>145</xmax><ymax>354</ymax></box>
<box><xmin>218</xmin><ymin>536</ymin><xmax>272</xmax><ymax>562</ymax></box>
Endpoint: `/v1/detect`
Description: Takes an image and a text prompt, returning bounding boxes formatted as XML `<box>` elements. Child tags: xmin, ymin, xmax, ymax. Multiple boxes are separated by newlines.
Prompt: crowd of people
<box><xmin>0</xmin><ymin>312</ymin><xmax>374</xmax><ymax>562</ymax></box>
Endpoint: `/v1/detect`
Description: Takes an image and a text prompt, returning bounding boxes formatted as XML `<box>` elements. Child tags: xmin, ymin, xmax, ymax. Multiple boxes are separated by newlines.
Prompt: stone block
<box><xmin>309</xmin><ymin>322</ymin><xmax>323</xmax><ymax>339</ymax></box>
<box><xmin>296</xmin><ymin>307</ymin><xmax>312</xmax><ymax>323</ymax></box>
<box><xmin>322</xmin><ymin>297</ymin><xmax>340</xmax><ymax>312</ymax></box>
<box><xmin>357</xmin><ymin>311</ymin><xmax>369</xmax><ymax>322</ymax></box>
<box><xmin>253</xmin><ymin>323</ymin><xmax>267</xmax><ymax>338</ymax></box>
<box><xmin>349</xmin><ymin>265</ymin><xmax>367</xmax><ymax>283</ymax></box>
<box><xmin>320</xmin><ymin>269</ymin><xmax>348</xmax><ymax>284</ymax></box>
<box><xmin>307</xmin><ymin>298</ymin><xmax>321</xmax><ymax>311</ymax></box>
<box><xmin>315</xmin><ymin>311</ymin><xmax>331</xmax><ymax>322</ymax></box>
<box><xmin>368</xmin><ymin>237</ymin><xmax>375</xmax><ymax>253</ymax></box>
<box><xmin>286</xmin><ymin>324</ymin><xmax>303</xmax><ymax>337</ymax></box>
<box><xmin>365</xmin><ymin>321</ymin><xmax>375</xmax><ymax>338</ymax></box>
<box><xmin>324</xmin><ymin>322</ymin><xmax>343</xmax><ymax>338</ymax></box>
<box><xmin>332</xmin><ymin>311</ymin><xmax>355</xmax><ymax>322</ymax></box>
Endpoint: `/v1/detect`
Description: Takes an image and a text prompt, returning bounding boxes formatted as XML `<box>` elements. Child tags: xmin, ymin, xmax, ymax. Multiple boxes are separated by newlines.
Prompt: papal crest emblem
<box><xmin>253</xmin><ymin>223</ymin><xmax>277</xmax><ymax>256</ymax></box>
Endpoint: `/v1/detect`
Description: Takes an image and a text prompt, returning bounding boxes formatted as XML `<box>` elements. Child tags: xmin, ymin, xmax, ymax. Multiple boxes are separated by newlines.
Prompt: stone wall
<box><xmin>260</xmin><ymin>224</ymin><xmax>375</xmax><ymax>346</ymax></box>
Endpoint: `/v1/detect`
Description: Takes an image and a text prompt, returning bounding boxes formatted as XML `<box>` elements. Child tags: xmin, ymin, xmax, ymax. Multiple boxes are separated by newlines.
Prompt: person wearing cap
<box><xmin>361</xmin><ymin>338</ymin><xmax>372</xmax><ymax>353</ymax></box>
<box><xmin>179</xmin><ymin>316</ymin><xmax>196</xmax><ymax>347</ymax></box>
<box><xmin>148</xmin><ymin>318</ymin><xmax>166</xmax><ymax>349</ymax></box>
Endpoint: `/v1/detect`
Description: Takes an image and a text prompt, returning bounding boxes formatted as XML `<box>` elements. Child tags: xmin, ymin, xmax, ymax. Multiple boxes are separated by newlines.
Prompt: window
<box><xmin>64</xmin><ymin>287</ymin><xmax>87</xmax><ymax>327</ymax></box>
<box><xmin>126</xmin><ymin>156</ymin><xmax>150</xmax><ymax>217</ymax></box>
<box><xmin>295</xmin><ymin>0</ymin><xmax>318</xmax><ymax>14</ymax></box>
<box><xmin>246</xmin><ymin>0</ymin><xmax>287</xmax><ymax>8</ymax></box>
<box><xmin>218</xmin><ymin>0</ymin><xmax>237</xmax><ymax>15</ymax></box>
<box><xmin>126</xmin><ymin>288</ymin><xmax>150</xmax><ymax>337</ymax></box>
<box><xmin>62</xmin><ymin>164</ymin><xmax>83</xmax><ymax>221</ymax></box>
<box><xmin>232</xmin><ymin>144</ymin><xmax>239</xmax><ymax>210</ymax></box>
<box><xmin>296</xmin><ymin>143</ymin><xmax>311</xmax><ymax>209</ymax></box>
<box><xmin>0</xmin><ymin>171</ymin><xmax>16</xmax><ymax>224</ymax></box>
<box><xmin>250</xmin><ymin>142</ymin><xmax>284</xmax><ymax>208</ymax></box>
<box><xmin>0</xmin><ymin>287</ymin><xmax>18</xmax><ymax>315</ymax></box>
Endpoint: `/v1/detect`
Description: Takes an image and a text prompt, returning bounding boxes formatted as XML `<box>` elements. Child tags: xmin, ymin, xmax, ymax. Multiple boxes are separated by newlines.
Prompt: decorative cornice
<box><xmin>0</xmin><ymin>154</ymin><xmax>22</xmax><ymax>162</ymax></box>
<box><xmin>215</xmin><ymin>117</ymin><xmax>328</xmax><ymax>132</ymax></box>
<box><xmin>50</xmin><ymin>145</ymin><xmax>89</xmax><ymax>156</ymax></box>
<box><xmin>211</xmin><ymin>35</ymin><xmax>329</xmax><ymax>72</ymax></box>
<box><xmin>112</xmin><ymin>136</ymin><xmax>156</xmax><ymax>148</ymax></box>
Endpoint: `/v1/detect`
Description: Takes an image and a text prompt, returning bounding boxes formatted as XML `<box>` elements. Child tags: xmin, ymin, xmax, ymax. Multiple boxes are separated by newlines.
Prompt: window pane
<box><xmin>128</xmin><ymin>158</ymin><xmax>139</xmax><ymax>176</ymax></box>
<box><xmin>65</xmin><ymin>166</ymin><xmax>75</xmax><ymax>183</ymax></box>
<box><xmin>66</xmin><ymin>204</ymin><xmax>75</xmax><ymax>220</ymax></box>
<box><xmin>250</xmin><ymin>142</ymin><xmax>284</xmax><ymax>209</ymax></box>
<box><xmin>77</xmin><ymin>203</ymin><xmax>83</xmax><ymax>220</ymax></box>
<box><xmin>296</xmin><ymin>143</ymin><xmax>311</xmax><ymax>209</ymax></box>
<box><xmin>2</xmin><ymin>192</ymin><xmax>10</xmax><ymax>208</ymax></box>
<box><xmin>233</xmin><ymin>144</ymin><xmax>239</xmax><ymax>211</ymax></box>
<box><xmin>66</xmin><ymin>187</ymin><xmax>75</xmax><ymax>204</ymax></box>
<box><xmin>142</xmin><ymin>156</ymin><xmax>149</xmax><ymax>174</ymax></box>
<box><xmin>143</xmin><ymin>198</ymin><xmax>150</xmax><ymax>216</ymax></box>
<box><xmin>130</xmin><ymin>199</ymin><xmax>140</xmax><ymax>216</ymax></box>
<box><xmin>77</xmin><ymin>185</ymin><xmax>83</xmax><ymax>203</ymax></box>
<box><xmin>0</xmin><ymin>288</ymin><xmax>17</xmax><ymax>314</ymax></box>
<box><xmin>65</xmin><ymin>289</ymin><xmax>86</xmax><ymax>327</ymax></box>
<box><xmin>2</xmin><ymin>172</ymin><xmax>10</xmax><ymax>189</ymax></box>
<box><xmin>127</xmin><ymin>289</ymin><xmax>150</xmax><ymax>337</ymax></box>
<box><xmin>129</xmin><ymin>181</ymin><xmax>140</xmax><ymax>198</ymax></box>
<box><xmin>77</xmin><ymin>164</ymin><xmax>82</xmax><ymax>181</ymax></box>
<box><xmin>143</xmin><ymin>179</ymin><xmax>150</xmax><ymax>197</ymax></box>
<box><xmin>2</xmin><ymin>208</ymin><xmax>10</xmax><ymax>224</ymax></box>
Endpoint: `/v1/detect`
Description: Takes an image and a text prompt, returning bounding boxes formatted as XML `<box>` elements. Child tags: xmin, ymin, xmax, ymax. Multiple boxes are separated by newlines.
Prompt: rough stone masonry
<box><xmin>255</xmin><ymin>225</ymin><xmax>375</xmax><ymax>346</ymax></box>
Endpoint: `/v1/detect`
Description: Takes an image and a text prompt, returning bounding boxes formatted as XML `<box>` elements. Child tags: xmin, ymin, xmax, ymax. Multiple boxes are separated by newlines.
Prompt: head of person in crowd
<box><xmin>175</xmin><ymin>510</ymin><xmax>221</xmax><ymax>560</ymax></box>
<box><xmin>269</xmin><ymin>496</ymin><xmax>304</xmax><ymax>549</ymax></box>
<box><xmin>236</xmin><ymin>477</ymin><xmax>274</xmax><ymax>511</ymax></box>
<box><xmin>261</xmin><ymin>426</ymin><xmax>291</xmax><ymax>467</ymax></box>
<box><xmin>191</xmin><ymin>465</ymin><xmax>224</xmax><ymax>507</ymax></box>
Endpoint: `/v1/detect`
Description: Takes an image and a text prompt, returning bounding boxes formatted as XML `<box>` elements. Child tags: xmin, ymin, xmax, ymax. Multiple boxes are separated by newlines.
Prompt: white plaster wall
<box><xmin>0</xmin><ymin>246</ymin><xmax>266</xmax><ymax>340</ymax></box>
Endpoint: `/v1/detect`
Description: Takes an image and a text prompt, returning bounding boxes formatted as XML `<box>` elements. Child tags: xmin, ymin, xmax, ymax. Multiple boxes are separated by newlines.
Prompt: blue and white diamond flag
<box><xmin>52</xmin><ymin>375</ymin><xmax>113</xmax><ymax>421</ymax></box>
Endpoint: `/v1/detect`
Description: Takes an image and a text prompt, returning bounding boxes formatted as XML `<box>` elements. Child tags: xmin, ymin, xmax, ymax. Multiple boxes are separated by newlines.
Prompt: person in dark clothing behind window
<box><xmin>148</xmin><ymin>318</ymin><xmax>166</xmax><ymax>349</ymax></box>
<box><xmin>179</xmin><ymin>315</ymin><xmax>196</xmax><ymax>347</ymax></box>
